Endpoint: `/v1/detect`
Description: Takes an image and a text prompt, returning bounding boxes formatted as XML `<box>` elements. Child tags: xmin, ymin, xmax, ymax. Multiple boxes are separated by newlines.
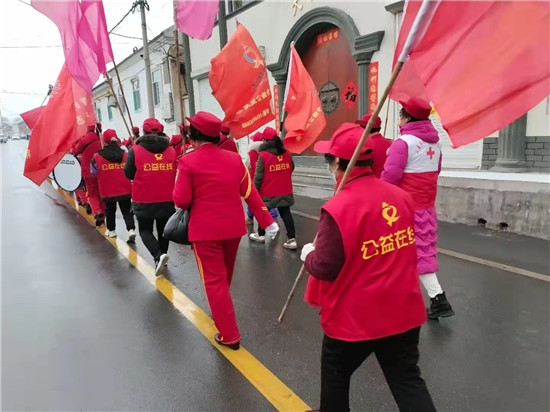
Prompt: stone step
<box><xmin>293</xmin><ymin>172</ymin><xmax>334</xmax><ymax>187</ymax></box>
<box><xmin>292</xmin><ymin>155</ymin><xmax>326</xmax><ymax>169</ymax></box>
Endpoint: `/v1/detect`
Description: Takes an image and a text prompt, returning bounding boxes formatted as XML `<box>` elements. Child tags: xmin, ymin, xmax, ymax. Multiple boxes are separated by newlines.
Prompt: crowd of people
<box><xmin>66</xmin><ymin>96</ymin><xmax>454</xmax><ymax>411</ymax></box>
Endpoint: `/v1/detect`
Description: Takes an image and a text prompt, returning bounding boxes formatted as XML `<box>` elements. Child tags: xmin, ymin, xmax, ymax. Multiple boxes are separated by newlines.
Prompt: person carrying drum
<box><xmin>70</xmin><ymin>137</ymin><xmax>91</xmax><ymax>215</ymax></box>
<box><xmin>72</xmin><ymin>123</ymin><xmax>104</xmax><ymax>226</ymax></box>
<box><xmin>91</xmin><ymin>129</ymin><xmax>136</xmax><ymax>241</ymax></box>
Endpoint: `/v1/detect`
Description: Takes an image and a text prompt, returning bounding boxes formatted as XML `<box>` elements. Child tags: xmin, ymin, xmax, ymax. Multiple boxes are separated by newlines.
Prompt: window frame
<box><xmin>131</xmin><ymin>78</ymin><xmax>141</xmax><ymax>112</ymax></box>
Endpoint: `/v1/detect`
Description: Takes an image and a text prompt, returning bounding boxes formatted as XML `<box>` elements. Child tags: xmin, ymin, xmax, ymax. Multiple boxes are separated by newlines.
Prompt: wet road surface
<box><xmin>2</xmin><ymin>140</ymin><xmax>549</xmax><ymax>411</ymax></box>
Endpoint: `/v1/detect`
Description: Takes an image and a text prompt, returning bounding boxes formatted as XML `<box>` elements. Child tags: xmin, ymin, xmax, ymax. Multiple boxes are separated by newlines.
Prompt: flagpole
<box><xmin>106</xmin><ymin>75</ymin><xmax>131</xmax><ymax>136</ymax></box>
<box><xmin>277</xmin><ymin>61</ymin><xmax>405</xmax><ymax>324</ymax></box>
<box><xmin>279</xmin><ymin>42</ymin><xmax>295</xmax><ymax>135</ymax></box>
<box><xmin>173</xmin><ymin>6</ymin><xmax>185</xmax><ymax>125</ymax></box>
<box><xmin>112</xmin><ymin>60</ymin><xmax>134</xmax><ymax>129</ymax></box>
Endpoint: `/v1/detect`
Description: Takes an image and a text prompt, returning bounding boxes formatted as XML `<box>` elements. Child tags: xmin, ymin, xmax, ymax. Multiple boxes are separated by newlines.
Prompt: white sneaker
<box><xmin>127</xmin><ymin>229</ymin><xmax>136</xmax><ymax>242</ymax></box>
<box><xmin>106</xmin><ymin>230</ymin><xmax>117</xmax><ymax>238</ymax></box>
<box><xmin>155</xmin><ymin>254</ymin><xmax>169</xmax><ymax>276</ymax></box>
<box><xmin>249</xmin><ymin>233</ymin><xmax>265</xmax><ymax>243</ymax></box>
<box><xmin>283</xmin><ymin>238</ymin><xmax>298</xmax><ymax>250</ymax></box>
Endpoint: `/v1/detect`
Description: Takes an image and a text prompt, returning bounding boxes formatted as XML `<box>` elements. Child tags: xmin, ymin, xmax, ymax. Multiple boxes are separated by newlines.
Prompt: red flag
<box><xmin>209</xmin><ymin>23</ymin><xmax>275</xmax><ymax>139</ymax></box>
<box><xmin>174</xmin><ymin>0</ymin><xmax>219</xmax><ymax>40</ymax></box>
<box><xmin>20</xmin><ymin>106</ymin><xmax>45</xmax><ymax>129</ymax></box>
<box><xmin>24</xmin><ymin>65</ymin><xmax>96</xmax><ymax>186</ymax></box>
<box><xmin>391</xmin><ymin>0</ymin><xmax>550</xmax><ymax>148</ymax></box>
<box><xmin>283</xmin><ymin>45</ymin><xmax>326</xmax><ymax>154</ymax></box>
<box><xmin>31</xmin><ymin>0</ymin><xmax>114</xmax><ymax>92</ymax></box>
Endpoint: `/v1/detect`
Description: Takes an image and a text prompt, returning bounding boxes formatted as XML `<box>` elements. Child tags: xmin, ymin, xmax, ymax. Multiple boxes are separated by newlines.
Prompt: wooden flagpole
<box><xmin>277</xmin><ymin>61</ymin><xmax>405</xmax><ymax>323</ymax></box>
<box><xmin>112</xmin><ymin>61</ymin><xmax>134</xmax><ymax>130</ymax></box>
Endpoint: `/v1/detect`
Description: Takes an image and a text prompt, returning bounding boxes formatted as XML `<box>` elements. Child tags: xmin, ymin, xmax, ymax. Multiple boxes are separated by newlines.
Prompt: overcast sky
<box><xmin>0</xmin><ymin>0</ymin><xmax>174</xmax><ymax>120</ymax></box>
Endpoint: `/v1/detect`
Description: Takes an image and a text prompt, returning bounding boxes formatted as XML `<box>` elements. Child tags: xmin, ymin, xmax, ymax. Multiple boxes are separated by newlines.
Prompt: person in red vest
<box><xmin>72</xmin><ymin>122</ymin><xmax>104</xmax><ymax>226</ymax></box>
<box><xmin>124</xmin><ymin>118</ymin><xmax>177</xmax><ymax>275</ymax></box>
<box><xmin>356</xmin><ymin>113</ymin><xmax>393</xmax><ymax>178</ymax></box>
<box><xmin>250</xmin><ymin>127</ymin><xmax>297</xmax><ymax>250</ymax></box>
<box><xmin>218</xmin><ymin>123</ymin><xmax>239</xmax><ymax>153</ymax></box>
<box><xmin>122</xmin><ymin>126</ymin><xmax>140</xmax><ymax>149</ymax></box>
<box><xmin>170</xmin><ymin>123</ymin><xmax>188</xmax><ymax>155</ymax></box>
<box><xmin>90</xmin><ymin>129</ymin><xmax>136</xmax><ymax>241</ymax></box>
<box><xmin>70</xmin><ymin>137</ymin><xmax>91</xmax><ymax>215</ymax></box>
<box><xmin>301</xmin><ymin>123</ymin><xmax>435</xmax><ymax>412</ymax></box>
<box><xmin>173</xmin><ymin>111</ymin><xmax>279</xmax><ymax>350</ymax></box>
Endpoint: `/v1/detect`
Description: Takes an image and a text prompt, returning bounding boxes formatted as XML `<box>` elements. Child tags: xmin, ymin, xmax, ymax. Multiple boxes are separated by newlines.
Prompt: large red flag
<box><xmin>283</xmin><ymin>45</ymin><xmax>326</xmax><ymax>154</ymax></box>
<box><xmin>391</xmin><ymin>0</ymin><xmax>550</xmax><ymax>148</ymax></box>
<box><xmin>24</xmin><ymin>65</ymin><xmax>96</xmax><ymax>186</ymax></box>
<box><xmin>209</xmin><ymin>23</ymin><xmax>275</xmax><ymax>138</ymax></box>
<box><xmin>31</xmin><ymin>0</ymin><xmax>114</xmax><ymax>92</ymax></box>
<box><xmin>20</xmin><ymin>106</ymin><xmax>45</xmax><ymax>129</ymax></box>
<box><xmin>174</xmin><ymin>0</ymin><xmax>219</xmax><ymax>40</ymax></box>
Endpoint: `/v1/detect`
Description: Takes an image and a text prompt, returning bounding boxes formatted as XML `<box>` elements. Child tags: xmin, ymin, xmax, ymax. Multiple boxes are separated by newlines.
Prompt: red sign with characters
<box><xmin>369</xmin><ymin>62</ymin><xmax>379</xmax><ymax>113</ymax></box>
<box><xmin>316</xmin><ymin>29</ymin><xmax>339</xmax><ymax>46</ymax></box>
<box><xmin>341</xmin><ymin>80</ymin><xmax>358</xmax><ymax>109</ymax></box>
<box><xmin>273</xmin><ymin>84</ymin><xmax>280</xmax><ymax>133</ymax></box>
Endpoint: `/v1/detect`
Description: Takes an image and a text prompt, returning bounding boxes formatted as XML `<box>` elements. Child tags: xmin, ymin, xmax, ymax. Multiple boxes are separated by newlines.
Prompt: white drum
<box><xmin>53</xmin><ymin>154</ymin><xmax>82</xmax><ymax>192</ymax></box>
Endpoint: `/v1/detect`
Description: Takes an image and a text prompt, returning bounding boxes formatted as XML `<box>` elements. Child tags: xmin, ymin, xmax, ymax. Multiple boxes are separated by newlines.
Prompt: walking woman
<box><xmin>91</xmin><ymin>129</ymin><xmax>135</xmax><ymax>241</ymax></box>
<box><xmin>250</xmin><ymin>127</ymin><xmax>297</xmax><ymax>250</ymax></box>
<box><xmin>173</xmin><ymin>112</ymin><xmax>278</xmax><ymax>350</ymax></box>
<box><xmin>381</xmin><ymin>97</ymin><xmax>454</xmax><ymax>319</ymax></box>
<box><xmin>124</xmin><ymin>118</ymin><xmax>177</xmax><ymax>275</ymax></box>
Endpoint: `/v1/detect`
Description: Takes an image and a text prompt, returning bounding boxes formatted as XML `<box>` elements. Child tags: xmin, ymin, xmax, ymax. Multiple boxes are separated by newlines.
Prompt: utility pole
<box><xmin>139</xmin><ymin>0</ymin><xmax>155</xmax><ymax>117</ymax></box>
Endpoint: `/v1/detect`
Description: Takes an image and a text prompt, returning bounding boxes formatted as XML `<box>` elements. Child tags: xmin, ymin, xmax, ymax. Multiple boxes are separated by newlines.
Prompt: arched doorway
<box><xmin>268</xmin><ymin>7</ymin><xmax>384</xmax><ymax>157</ymax></box>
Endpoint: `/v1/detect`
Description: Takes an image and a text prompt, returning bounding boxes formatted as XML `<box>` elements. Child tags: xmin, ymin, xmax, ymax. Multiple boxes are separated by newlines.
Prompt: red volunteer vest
<box><xmin>170</xmin><ymin>134</ymin><xmax>183</xmax><ymax>154</ymax></box>
<box><xmin>305</xmin><ymin>175</ymin><xmax>426</xmax><ymax>341</ymax></box>
<box><xmin>132</xmin><ymin>145</ymin><xmax>177</xmax><ymax>203</ymax></box>
<box><xmin>93</xmin><ymin>152</ymin><xmax>132</xmax><ymax>199</ymax></box>
<box><xmin>258</xmin><ymin>151</ymin><xmax>293</xmax><ymax>198</ymax></box>
<box><xmin>218</xmin><ymin>136</ymin><xmax>239</xmax><ymax>153</ymax></box>
<box><xmin>248</xmin><ymin>150</ymin><xmax>259</xmax><ymax>181</ymax></box>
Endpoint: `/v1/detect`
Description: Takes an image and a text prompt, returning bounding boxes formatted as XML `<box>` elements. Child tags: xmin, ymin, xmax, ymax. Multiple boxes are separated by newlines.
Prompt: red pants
<box><xmin>75</xmin><ymin>187</ymin><xmax>88</xmax><ymax>205</ymax></box>
<box><xmin>83</xmin><ymin>177</ymin><xmax>103</xmax><ymax>215</ymax></box>
<box><xmin>193</xmin><ymin>238</ymin><xmax>242</xmax><ymax>344</ymax></box>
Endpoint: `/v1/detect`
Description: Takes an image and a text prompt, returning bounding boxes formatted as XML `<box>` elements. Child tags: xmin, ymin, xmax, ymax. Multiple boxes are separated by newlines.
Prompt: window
<box><xmin>95</xmin><ymin>102</ymin><xmax>102</xmax><ymax>122</ymax></box>
<box><xmin>152</xmin><ymin>69</ymin><xmax>162</xmax><ymax>106</ymax></box>
<box><xmin>131</xmin><ymin>78</ymin><xmax>141</xmax><ymax>111</ymax></box>
<box><xmin>227</xmin><ymin>0</ymin><xmax>256</xmax><ymax>14</ymax></box>
<box><xmin>107</xmin><ymin>105</ymin><xmax>113</xmax><ymax>120</ymax></box>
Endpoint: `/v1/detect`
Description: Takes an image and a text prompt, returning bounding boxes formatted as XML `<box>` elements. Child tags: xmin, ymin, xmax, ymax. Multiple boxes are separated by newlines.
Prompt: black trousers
<box><xmin>320</xmin><ymin>327</ymin><xmax>435</xmax><ymax>412</ymax></box>
<box><xmin>137</xmin><ymin>217</ymin><xmax>169</xmax><ymax>260</ymax></box>
<box><xmin>258</xmin><ymin>206</ymin><xmax>296</xmax><ymax>239</ymax></box>
<box><xmin>104</xmin><ymin>199</ymin><xmax>135</xmax><ymax>232</ymax></box>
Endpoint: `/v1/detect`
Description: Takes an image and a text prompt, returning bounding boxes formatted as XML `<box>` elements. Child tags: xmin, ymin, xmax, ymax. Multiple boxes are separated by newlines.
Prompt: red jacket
<box><xmin>304</xmin><ymin>173</ymin><xmax>426</xmax><ymax>341</ymax></box>
<box><xmin>93</xmin><ymin>151</ymin><xmax>131</xmax><ymax>200</ymax></box>
<box><xmin>73</xmin><ymin>131</ymin><xmax>102</xmax><ymax>178</ymax></box>
<box><xmin>369</xmin><ymin>133</ymin><xmax>393</xmax><ymax>178</ymax></box>
<box><xmin>173</xmin><ymin>144</ymin><xmax>274</xmax><ymax>242</ymax></box>
<box><xmin>258</xmin><ymin>151</ymin><xmax>293</xmax><ymax>198</ymax></box>
<box><xmin>132</xmin><ymin>145</ymin><xmax>177</xmax><ymax>203</ymax></box>
<box><xmin>218</xmin><ymin>136</ymin><xmax>239</xmax><ymax>153</ymax></box>
<box><xmin>248</xmin><ymin>150</ymin><xmax>259</xmax><ymax>181</ymax></box>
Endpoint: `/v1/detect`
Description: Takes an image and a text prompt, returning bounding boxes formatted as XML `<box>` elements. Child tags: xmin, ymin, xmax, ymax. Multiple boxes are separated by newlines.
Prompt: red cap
<box><xmin>186</xmin><ymin>111</ymin><xmax>222</xmax><ymax>138</ymax></box>
<box><xmin>355</xmin><ymin>113</ymin><xmax>382</xmax><ymax>128</ymax></box>
<box><xmin>313</xmin><ymin>123</ymin><xmax>374</xmax><ymax>161</ymax></box>
<box><xmin>251</xmin><ymin>132</ymin><xmax>263</xmax><ymax>142</ymax></box>
<box><xmin>102</xmin><ymin>129</ymin><xmax>119</xmax><ymax>145</ymax></box>
<box><xmin>262</xmin><ymin>127</ymin><xmax>278</xmax><ymax>141</ymax></box>
<box><xmin>132</xmin><ymin>126</ymin><xmax>140</xmax><ymax>133</ymax></box>
<box><xmin>220</xmin><ymin>123</ymin><xmax>230</xmax><ymax>135</ymax></box>
<box><xmin>142</xmin><ymin>118</ymin><xmax>164</xmax><ymax>134</ymax></box>
<box><xmin>399</xmin><ymin>97</ymin><xmax>432</xmax><ymax>120</ymax></box>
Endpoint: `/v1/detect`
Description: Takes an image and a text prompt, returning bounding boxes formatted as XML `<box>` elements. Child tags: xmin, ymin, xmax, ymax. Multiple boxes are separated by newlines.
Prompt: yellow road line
<box><xmin>50</xmin><ymin>182</ymin><xmax>311</xmax><ymax>412</ymax></box>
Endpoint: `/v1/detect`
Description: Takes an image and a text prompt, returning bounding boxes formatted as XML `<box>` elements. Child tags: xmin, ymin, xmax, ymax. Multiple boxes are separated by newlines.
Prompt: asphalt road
<box><xmin>2</xmin><ymin>140</ymin><xmax>549</xmax><ymax>411</ymax></box>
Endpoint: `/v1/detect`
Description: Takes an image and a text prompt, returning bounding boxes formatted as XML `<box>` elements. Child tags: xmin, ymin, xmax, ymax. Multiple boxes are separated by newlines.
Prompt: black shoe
<box><xmin>214</xmin><ymin>333</ymin><xmax>240</xmax><ymax>350</ymax></box>
<box><xmin>85</xmin><ymin>203</ymin><xmax>92</xmax><ymax>215</ymax></box>
<box><xmin>427</xmin><ymin>292</ymin><xmax>455</xmax><ymax>319</ymax></box>
<box><xmin>94</xmin><ymin>213</ymin><xmax>105</xmax><ymax>227</ymax></box>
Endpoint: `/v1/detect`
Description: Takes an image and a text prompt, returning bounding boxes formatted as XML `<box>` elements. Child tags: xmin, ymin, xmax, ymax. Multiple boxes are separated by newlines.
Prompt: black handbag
<box><xmin>163</xmin><ymin>208</ymin><xmax>191</xmax><ymax>245</ymax></box>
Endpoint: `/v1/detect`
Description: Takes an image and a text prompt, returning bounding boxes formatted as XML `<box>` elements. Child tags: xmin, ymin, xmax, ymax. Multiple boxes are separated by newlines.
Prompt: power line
<box><xmin>1</xmin><ymin>91</ymin><xmax>44</xmax><ymax>96</ymax></box>
<box><xmin>109</xmin><ymin>1</ymin><xmax>141</xmax><ymax>34</ymax></box>
<box><xmin>110</xmin><ymin>32</ymin><xmax>142</xmax><ymax>40</ymax></box>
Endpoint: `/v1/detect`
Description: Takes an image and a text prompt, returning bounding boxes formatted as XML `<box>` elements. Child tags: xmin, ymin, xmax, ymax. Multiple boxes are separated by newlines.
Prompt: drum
<box><xmin>53</xmin><ymin>154</ymin><xmax>82</xmax><ymax>192</ymax></box>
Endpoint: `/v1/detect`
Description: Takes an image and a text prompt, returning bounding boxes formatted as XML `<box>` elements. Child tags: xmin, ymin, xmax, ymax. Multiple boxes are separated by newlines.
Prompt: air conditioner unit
<box><xmin>160</xmin><ymin>92</ymin><xmax>174</xmax><ymax>122</ymax></box>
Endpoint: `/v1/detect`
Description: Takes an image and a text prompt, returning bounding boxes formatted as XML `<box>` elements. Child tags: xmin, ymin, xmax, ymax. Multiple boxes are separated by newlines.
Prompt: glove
<box><xmin>301</xmin><ymin>243</ymin><xmax>315</xmax><ymax>262</ymax></box>
<box><xmin>265</xmin><ymin>222</ymin><xmax>279</xmax><ymax>239</ymax></box>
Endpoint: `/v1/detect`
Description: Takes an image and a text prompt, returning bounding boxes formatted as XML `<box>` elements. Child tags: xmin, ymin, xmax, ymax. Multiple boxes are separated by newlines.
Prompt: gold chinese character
<box><xmin>407</xmin><ymin>227</ymin><xmax>415</xmax><ymax>244</ymax></box>
<box><xmin>361</xmin><ymin>240</ymin><xmax>379</xmax><ymax>260</ymax></box>
<box><xmin>394</xmin><ymin>229</ymin><xmax>408</xmax><ymax>249</ymax></box>
<box><xmin>334</xmin><ymin>31</ymin><xmax>339</xmax><ymax>39</ymax></box>
<box><xmin>379</xmin><ymin>234</ymin><xmax>395</xmax><ymax>255</ymax></box>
